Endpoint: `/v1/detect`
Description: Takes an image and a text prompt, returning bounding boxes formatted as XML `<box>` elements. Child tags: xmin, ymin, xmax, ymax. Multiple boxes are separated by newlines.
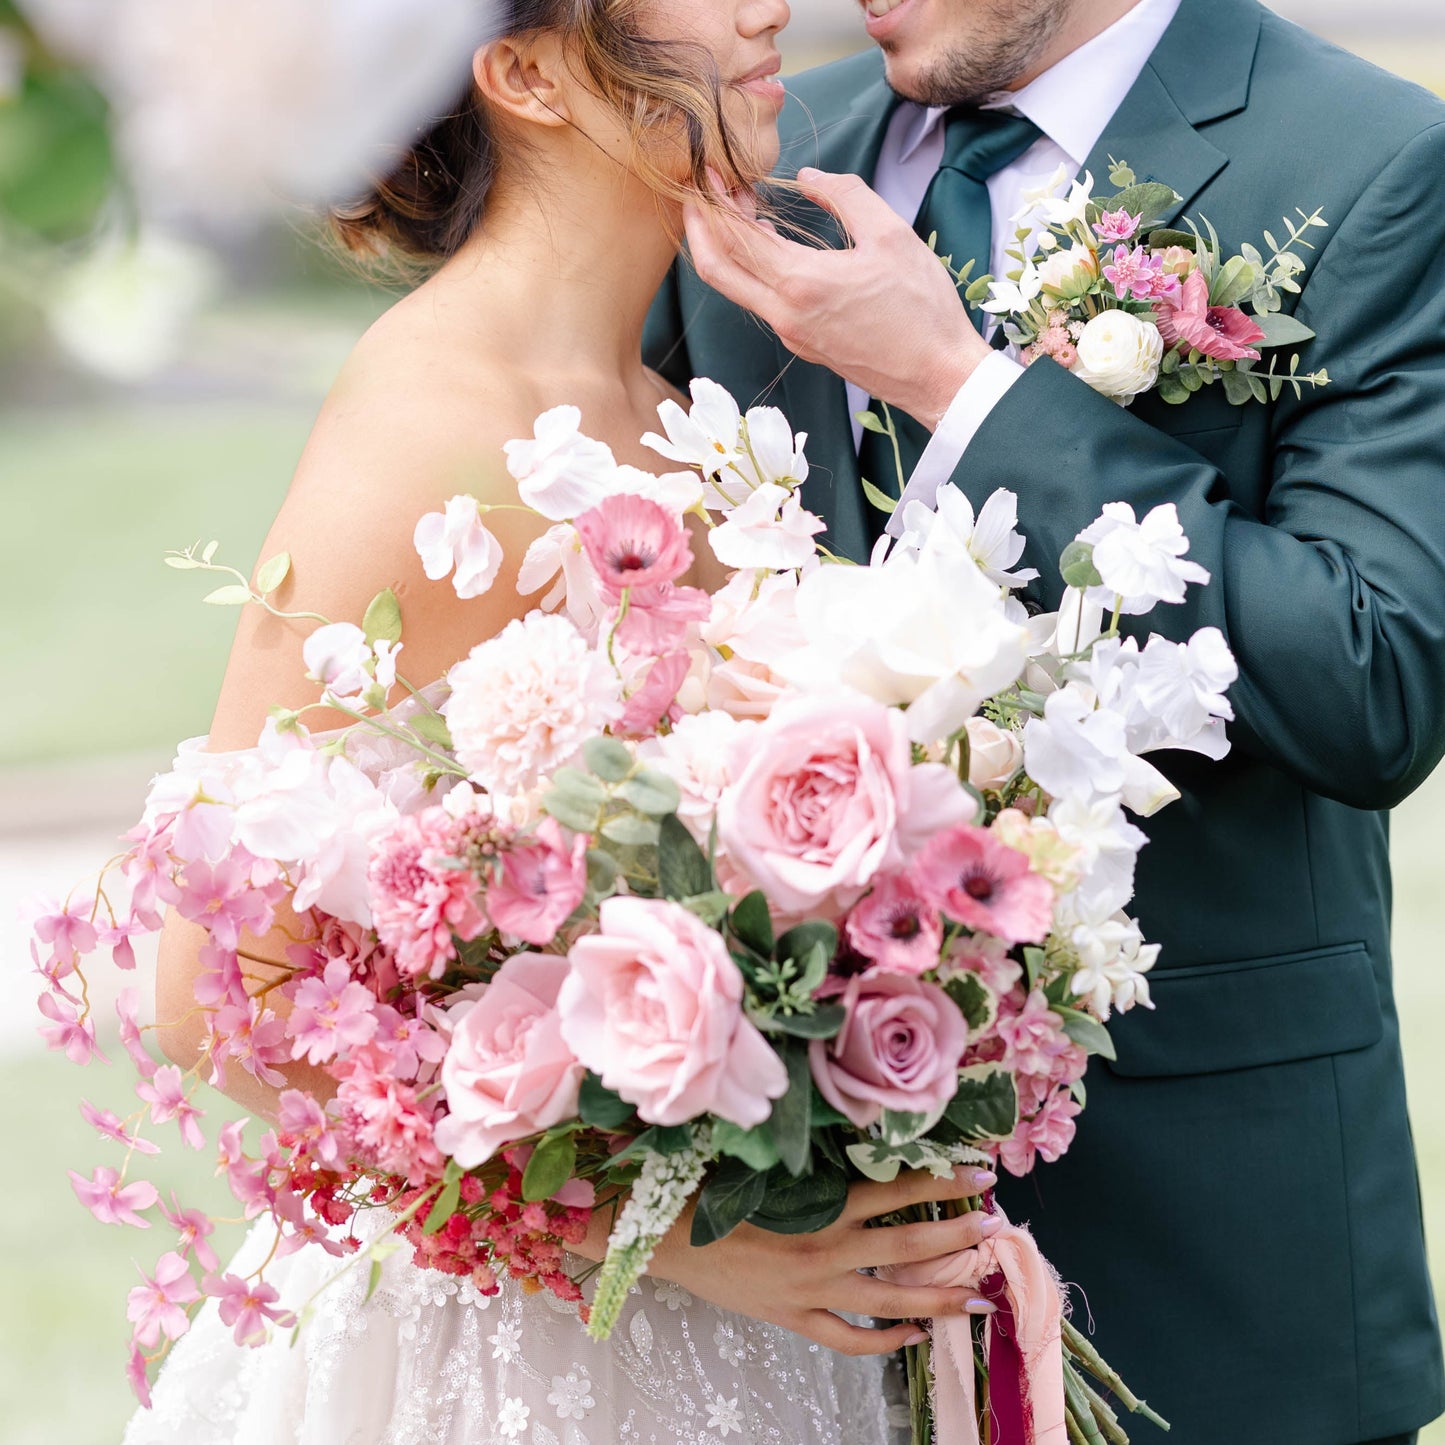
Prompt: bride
<box><xmin>133</xmin><ymin>1</ymin><xmax>999</xmax><ymax>1441</ymax></box>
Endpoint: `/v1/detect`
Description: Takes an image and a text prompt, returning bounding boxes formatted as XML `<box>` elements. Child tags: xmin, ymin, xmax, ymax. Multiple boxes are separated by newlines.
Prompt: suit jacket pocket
<box><xmin>1105</xmin><ymin>941</ymin><xmax>1382</xmax><ymax>1078</ymax></box>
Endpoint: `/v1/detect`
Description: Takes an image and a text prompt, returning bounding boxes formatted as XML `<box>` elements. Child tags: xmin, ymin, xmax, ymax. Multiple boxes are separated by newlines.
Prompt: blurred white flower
<box><xmin>1076</xmin><ymin>501</ymin><xmax>1210</xmax><ymax>613</ymax></box>
<box><xmin>19</xmin><ymin>0</ymin><xmax>493</xmax><ymax>220</ymax></box>
<box><xmin>0</xmin><ymin>27</ymin><xmax>24</xmax><ymax>101</ymax></box>
<box><xmin>638</xmin><ymin>710</ymin><xmax>758</xmax><ymax>842</ymax></box>
<box><xmin>642</xmin><ymin>378</ymin><xmax>744</xmax><ymax>483</ymax></box>
<box><xmin>44</xmin><ymin>226</ymin><xmax>216</xmax><ymax>381</ymax></box>
<box><xmin>1010</xmin><ymin>163</ymin><xmax>1072</xmax><ymax>226</ymax></box>
<box><xmin>517</xmin><ymin>523</ymin><xmax>606</xmax><ymax>640</ymax></box>
<box><xmin>414</xmin><ymin>494</ymin><xmax>504</xmax><ymax>600</ymax></box>
<box><xmin>708</xmin><ymin>483</ymin><xmax>824</xmax><ymax>571</ymax></box>
<box><xmin>1048</xmin><ymin>793</ymin><xmax>1147</xmax><ymax>922</ymax></box>
<box><xmin>504</xmin><ymin>406</ymin><xmax>618</xmax><ymax>521</ymax></box>
<box><xmin>786</xmin><ymin>547</ymin><xmax>1029</xmax><ymax>744</ymax></box>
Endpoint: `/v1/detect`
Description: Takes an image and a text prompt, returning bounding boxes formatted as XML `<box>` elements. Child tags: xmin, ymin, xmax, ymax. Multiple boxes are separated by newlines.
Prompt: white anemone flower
<box><xmin>641</xmin><ymin>377</ymin><xmax>744</xmax><ymax>482</ymax></box>
<box><xmin>414</xmin><ymin>495</ymin><xmax>504</xmax><ymax>600</ymax></box>
<box><xmin>504</xmin><ymin>406</ymin><xmax>618</xmax><ymax>521</ymax></box>
<box><xmin>19</xmin><ymin>0</ymin><xmax>494</xmax><ymax>221</ymax></box>
<box><xmin>1076</xmin><ymin>502</ymin><xmax>1211</xmax><ymax>614</ymax></box>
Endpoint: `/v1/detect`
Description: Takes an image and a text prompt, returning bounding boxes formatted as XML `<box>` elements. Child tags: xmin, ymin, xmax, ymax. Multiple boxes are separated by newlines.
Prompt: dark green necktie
<box><xmin>848</xmin><ymin>108</ymin><xmax>1042</xmax><ymax>557</ymax></box>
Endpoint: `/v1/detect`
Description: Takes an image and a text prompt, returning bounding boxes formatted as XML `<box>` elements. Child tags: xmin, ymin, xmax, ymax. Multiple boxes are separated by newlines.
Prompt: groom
<box><xmin>646</xmin><ymin>0</ymin><xmax>1445</xmax><ymax>1441</ymax></box>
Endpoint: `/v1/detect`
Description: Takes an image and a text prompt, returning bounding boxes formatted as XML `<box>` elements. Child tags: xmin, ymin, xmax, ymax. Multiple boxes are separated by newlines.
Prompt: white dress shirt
<box><xmin>850</xmin><ymin>0</ymin><xmax>1184</xmax><ymax>521</ymax></box>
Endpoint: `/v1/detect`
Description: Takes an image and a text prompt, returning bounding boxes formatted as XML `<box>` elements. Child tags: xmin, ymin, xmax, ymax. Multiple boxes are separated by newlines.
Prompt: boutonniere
<box><xmin>964</xmin><ymin>159</ymin><xmax>1331</xmax><ymax>407</ymax></box>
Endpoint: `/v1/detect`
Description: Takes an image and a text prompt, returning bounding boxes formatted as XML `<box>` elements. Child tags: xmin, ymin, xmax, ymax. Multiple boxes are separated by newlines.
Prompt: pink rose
<box><xmin>434</xmin><ymin>954</ymin><xmax>583</xmax><ymax>1168</ymax></box>
<box><xmin>809</xmin><ymin>972</ymin><xmax>969</xmax><ymax>1129</ymax></box>
<box><xmin>558</xmin><ymin>897</ymin><xmax>787</xmax><ymax>1128</ymax></box>
<box><xmin>716</xmin><ymin>695</ymin><xmax>974</xmax><ymax>918</ymax></box>
<box><xmin>487</xmin><ymin>819</ymin><xmax>588</xmax><ymax>946</ymax></box>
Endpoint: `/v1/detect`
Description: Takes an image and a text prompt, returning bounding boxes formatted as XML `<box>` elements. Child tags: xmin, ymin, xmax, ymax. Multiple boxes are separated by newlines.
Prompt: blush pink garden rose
<box><xmin>558</xmin><ymin>897</ymin><xmax>787</xmax><ymax>1128</ymax></box>
<box><xmin>434</xmin><ymin>954</ymin><xmax>584</xmax><ymax>1168</ymax></box>
<box><xmin>716</xmin><ymin>695</ymin><xmax>975</xmax><ymax>919</ymax></box>
<box><xmin>809</xmin><ymin>972</ymin><xmax>969</xmax><ymax>1129</ymax></box>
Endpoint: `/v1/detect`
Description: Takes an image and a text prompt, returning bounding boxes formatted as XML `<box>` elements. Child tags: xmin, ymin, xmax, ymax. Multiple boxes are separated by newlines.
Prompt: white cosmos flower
<box><xmin>414</xmin><ymin>495</ymin><xmax>504</xmax><ymax>600</ymax></box>
<box><xmin>504</xmin><ymin>406</ymin><xmax>618</xmax><ymax>521</ymax></box>
<box><xmin>1076</xmin><ymin>502</ymin><xmax>1210</xmax><ymax>614</ymax></box>
<box><xmin>19</xmin><ymin>0</ymin><xmax>491</xmax><ymax>222</ymax></box>
<box><xmin>641</xmin><ymin>377</ymin><xmax>744</xmax><ymax>481</ymax></box>
<box><xmin>708</xmin><ymin>483</ymin><xmax>825</xmax><ymax>571</ymax></box>
<box><xmin>785</xmin><ymin>547</ymin><xmax>1029</xmax><ymax>745</ymax></box>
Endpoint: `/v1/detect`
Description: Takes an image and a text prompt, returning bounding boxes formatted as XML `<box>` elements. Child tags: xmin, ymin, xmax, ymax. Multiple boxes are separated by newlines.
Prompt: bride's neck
<box><xmin>429</xmin><ymin>153</ymin><xmax>680</xmax><ymax>382</ymax></box>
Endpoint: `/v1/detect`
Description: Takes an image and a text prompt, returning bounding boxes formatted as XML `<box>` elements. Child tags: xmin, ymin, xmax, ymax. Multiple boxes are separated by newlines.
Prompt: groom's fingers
<box><xmin>683</xmin><ymin>200</ymin><xmax>784</xmax><ymax>320</ymax></box>
<box><xmin>793</xmin><ymin>167</ymin><xmax>897</xmax><ymax>247</ymax></box>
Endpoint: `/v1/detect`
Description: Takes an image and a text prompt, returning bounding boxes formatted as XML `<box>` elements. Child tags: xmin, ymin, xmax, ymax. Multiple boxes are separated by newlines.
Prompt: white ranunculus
<box><xmin>303</xmin><ymin>622</ymin><xmax>375</xmax><ymax>703</ymax></box>
<box><xmin>504</xmin><ymin>406</ymin><xmax>618</xmax><ymax>521</ymax></box>
<box><xmin>708</xmin><ymin>483</ymin><xmax>825</xmax><ymax>571</ymax></box>
<box><xmin>414</xmin><ymin>494</ymin><xmax>504</xmax><ymax>600</ymax></box>
<box><xmin>641</xmin><ymin>377</ymin><xmax>744</xmax><ymax>484</ymax></box>
<box><xmin>44</xmin><ymin>226</ymin><xmax>217</xmax><ymax>381</ymax></box>
<box><xmin>1076</xmin><ymin>501</ymin><xmax>1210</xmax><ymax>613</ymax></box>
<box><xmin>20</xmin><ymin>0</ymin><xmax>493</xmax><ymax>221</ymax></box>
<box><xmin>1069</xmin><ymin>310</ymin><xmax>1164</xmax><ymax>404</ymax></box>
<box><xmin>785</xmin><ymin>548</ymin><xmax>1029</xmax><ymax>745</ymax></box>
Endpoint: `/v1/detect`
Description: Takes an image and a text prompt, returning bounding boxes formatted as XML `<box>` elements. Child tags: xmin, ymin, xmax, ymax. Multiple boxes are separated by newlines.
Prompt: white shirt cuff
<box><xmin>886</xmin><ymin>351</ymin><xmax>1026</xmax><ymax>536</ymax></box>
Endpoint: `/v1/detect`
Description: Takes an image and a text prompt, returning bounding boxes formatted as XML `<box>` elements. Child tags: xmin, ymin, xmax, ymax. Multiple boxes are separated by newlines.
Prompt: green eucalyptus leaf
<box><xmin>1058</xmin><ymin>540</ymin><xmax>1103</xmax><ymax>590</ymax></box>
<box><xmin>553</xmin><ymin>767</ymin><xmax>609</xmax><ymax>807</ymax></box>
<box><xmin>1221</xmin><ymin>368</ymin><xmax>1258</xmax><ymax>406</ymax></box>
<box><xmin>680</xmin><ymin>891</ymin><xmax>732</xmax><ymax>927</ymax></box>
<box><xmin>585</xmin><ymin>848</ymin><xmax>621</xmax><ymax>895</ymax></box>
<box><xmin>1251</xmin><ymin>310</ymin><xmax>1317</xmax><ymax>348</ymax></box>
<box><xmin>616</xmin><ymin>771</ymin><xmax>682</xmax><ymax>817</ymax></box>
<box><xmin>362</xmin><ymin>588</ymin><xmax>403</xmax><ymax>646</ymax></box>
<box><xmin>521</xmin><ymin>1132</ymin><xmax>577</xmax><ymax>1202</ymax></box>
<box><xmin>1157</xmin><ymin>375</ymin><xmax>1192</xmax><ymax>406</ymax></box>
<box><xmin>600</xmin><ymin>813</ymin><xmax>660</xmax><ymax>847</ymax></box>
<box><xmin>860</xmin><ymin>476</ymin><xmax>898</xmax><ymax>515</ymax></box>
<box><xmin>1101</xmin><ymin>181</ymin><xmax>1180</xmax><ymax>229</ymax></box>
<box><xmin>657</xmin><ymin>813</ymin><xmax>714</xmax><ymax>900</ymax></box>
<box><xmin>254</xmin><ymin>551</ymin><xmax>292</xmax><ymax>597</ymax></box>
<box><xmin>1054</xmin><ymin>1006</ymin><xmax>1117</xmax><ymax>1061</ymax></box>
<box><xmin>690</xmin><ymin>1158</ymin><xmax>769</xmax><ymax>1246</ymax></box>
<box><xmin>583</xmin><ymin>735</ymin><xmax>635</xmax><ymax>782</ymax></box>
<box><xmin>964</xmin><ymin>274</ymin><xmax>995</xmax><ymax>304</ymax></box>
<box><xmin>1208</xmin><ymin>254</ymin><xmax>1260</xmax><ymax>310</ymax></box>
<box><xmin>544</xmin><ymin>792</ymin><xmax>604</xmax><ymax>834</ymax></box>
<box><xmin>855</xmin><ymin>409</ymin><xmax>887</xmax><ymax>435</ymax></box>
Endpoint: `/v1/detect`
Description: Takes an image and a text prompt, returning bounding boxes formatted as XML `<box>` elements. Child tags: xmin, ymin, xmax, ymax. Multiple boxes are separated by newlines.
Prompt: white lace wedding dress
<box><xmin>124</xmin><ymin>1211</ymin><xmax>906</xmax><ymax>1445</ymax></box>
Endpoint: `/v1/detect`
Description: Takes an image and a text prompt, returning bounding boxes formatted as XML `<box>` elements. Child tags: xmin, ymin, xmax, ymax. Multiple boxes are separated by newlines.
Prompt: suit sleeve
<box><xmin>643</xmin><ymin>262</ymin><xmax>695</xmax><ymax>393</ymax></box>
<box><xmin>949</xmin><ymin>122</ymin><xmax>1445</xmax><ymax>811</ymax></box>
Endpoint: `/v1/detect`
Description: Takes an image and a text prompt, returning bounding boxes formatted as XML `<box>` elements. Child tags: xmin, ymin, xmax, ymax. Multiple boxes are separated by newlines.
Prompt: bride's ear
<box><xmin>472</xmin><ymin>34</ymin><xmax>574</xmax><ymax>130</ymax></box>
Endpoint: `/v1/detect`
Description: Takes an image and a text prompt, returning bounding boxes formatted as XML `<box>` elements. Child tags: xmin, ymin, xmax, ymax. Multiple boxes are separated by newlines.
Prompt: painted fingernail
<box><xmin>965</xmin><ymin>1299</ymin><xmax>997</xmax><ymax>1316</ymax></box>
<box><xmin>978</xmin><ymin>1213</ymin><xmax>1004</xmax><ymax>1235</ymax></box>
<box><xmin>904</xmin><ymin>1330</ymin><xmax>929</xmax><ymax>1346</ymax></box>
<box><xmin>968</xmin><ymin>1168</ymin><xmax>997</xmax><ymax>1190</ymax></box>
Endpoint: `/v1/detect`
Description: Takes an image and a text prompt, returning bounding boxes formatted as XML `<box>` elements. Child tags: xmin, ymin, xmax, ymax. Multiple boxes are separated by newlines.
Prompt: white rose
<box><xmin>1070</xmin><ymin>311</ymin><xmax>1163</xmax><ymax>404</ymax></box>
<box><xmin>1036</xmin><ymin>244</ymin><xmax>1097</xmax><ymax>299</ymax></box>
<box><xmin>964</xmin><ymin>717</ymin><xmax>1024</xmax><ymax>791</ymax></box>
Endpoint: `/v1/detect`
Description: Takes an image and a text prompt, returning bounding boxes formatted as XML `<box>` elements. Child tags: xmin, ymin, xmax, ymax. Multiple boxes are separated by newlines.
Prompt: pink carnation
<box><xmin>998</xmin><ymin>1090</ymin><xmax>1083</xmax><ymax>1177</ymax></box>
<box><xmin>843</xmin><ymin>873</ymin><xmax>943</xmax><ymax>976</ymax></box>
<box><xmin>368</xmin><ymin>809</ymin><xmax>488</xmax><ymax>980</ymax></box>
<box><xmin>914</xmin><ymin>825</ymin><xmax>1054</xmax><ymax>945</ymax></box>
<box><xmin>809</xmin><ymin>972</ymin><xmax>969</xmax><ymax>1129</ymax></box>
<box><xmin>994</xmin><ymin>990</ymin><xmax>1073</xmax><ymax>1077</ymax></box>
<box><xmin>487</xmin><ymin>819</ymin><xmax>588</xmax><ymax>946</ymax></box>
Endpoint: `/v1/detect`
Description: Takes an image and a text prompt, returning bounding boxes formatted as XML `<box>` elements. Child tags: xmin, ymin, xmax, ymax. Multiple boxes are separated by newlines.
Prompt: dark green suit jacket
<box><xmin>645</xmin><ymin>1</ymin><xmax>1445</xmax><ymax>1440</ymax></box>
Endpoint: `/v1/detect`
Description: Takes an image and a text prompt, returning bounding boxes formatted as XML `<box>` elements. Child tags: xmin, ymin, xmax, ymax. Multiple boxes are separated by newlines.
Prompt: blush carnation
<box><xmin>914</xmin><ymin>824</ymin><xmax>1054</xmax><ymax>945</ymax></box>
<box><xmin>559</xmin><ymin>897</ymin><xmax>787</xmax><ymax>1128</ymax></box>
<box><xmin>367</xmin><ymin>809</ymin><xmax>487</xmax><ymax>981</ymax></box>
<box><xmin>434</xmin><ymin>953</ymin><xmax>584</xmax><ymax>1167</ymax></box>
<box><xmin>445</xmin><ymin>613</ymin><xmax>621</xmax><ymax>798</ymax></box>
<box><xmin>808</xmin><ymin>973</ymin><xmax>968</xmax><ymax>1129</ymax></box>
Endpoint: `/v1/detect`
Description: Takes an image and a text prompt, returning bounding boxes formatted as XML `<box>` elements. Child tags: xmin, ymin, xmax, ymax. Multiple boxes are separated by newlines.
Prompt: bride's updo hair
<box><xmin>332</xmin><ymin>0</ymin><xmax>749</xmax><ymax>265</ymax></box>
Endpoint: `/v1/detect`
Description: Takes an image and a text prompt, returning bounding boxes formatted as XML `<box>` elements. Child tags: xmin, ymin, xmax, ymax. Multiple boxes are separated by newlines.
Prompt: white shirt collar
<box><xmin>895</xmin><ymin>0</ymin><xmax>1184</xmax><ymax>170</ymax></box>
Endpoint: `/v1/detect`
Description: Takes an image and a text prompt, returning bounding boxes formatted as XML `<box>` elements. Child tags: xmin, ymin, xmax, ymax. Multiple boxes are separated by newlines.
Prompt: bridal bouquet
<box><xmin>967</xmin><ymin>157</ymin><xmax>1330</xmax><ymax>408</ymax></box>
<box><xmin>36</xmin><ymin>379</ymin><xmax>1236</xmax><ymax>1441</ymax></box>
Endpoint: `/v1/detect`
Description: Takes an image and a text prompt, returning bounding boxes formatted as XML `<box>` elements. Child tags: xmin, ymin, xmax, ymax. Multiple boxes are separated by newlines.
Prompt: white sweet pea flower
<box><xmin>1048</xmin><ymin>792</ymin><xmax>1147</xmax><ymax>922</ymax></box>
<box><xmin>1133</xmin><ymin>628</ymin><xmax>1238</xmax><ymax>748</ymax></box>
<box><xmin>981</xmin><ymin>263</ymin><xmax>1044</xmax><ymax>317</ymax></box>
<box><xmin>1076</xmin><ymin>502</ymin><xmax>1211</xmax><ymax>614</ymax></box>
<box><xmin>708</xmin><ymin>483</ymin><xmax>825</xmax><ymax>571</ymax></box>
<box><xmin>373</xmin><ymin>638</ymin><xmax>403</xmax><ymax>693</ymax></box>
<box><xmin>904</xmin><ymin>485</ymin><xmax>1039</xmax><ymax>589</ymax></box>
<box><xmin>413</xmin><ymin>494</ymin><xmax>504</xmax><ymax>600</ymax></box>
<box><xmin>517</xmin><ymin>523</ymin><xmax>607</xmax><ymax>640</ymax></box>
<box><xmin>613</xmin><ymin>464</ymin><xmax>706</xmax><ymax>516</ymax></box>
<box><xmin>504</xmin><ymin>405</ymin><xmax>618</xmax><ymax>520</ymax></box>
<box><xmin>785</xmin><ymin>546</ymin><xmax>1029</xmax><ymax>744</ymax></box>
<box><xmin>735</xmin><ymin>406</ymin><xmax>810</xmax><ymax>489</ymax></box>
<box><xmin>303</xmin><ymin>622</ymin><xmax>375</xmax><ymax>703</ymax></box>
<box><xmin>641</xmin><ymin>377</ymin><xmax>744</xmax><ymax>481</ymax></box>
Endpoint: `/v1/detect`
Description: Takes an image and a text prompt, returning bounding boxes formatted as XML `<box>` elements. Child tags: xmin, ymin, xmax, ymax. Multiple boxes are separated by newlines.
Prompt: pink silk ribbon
<box><xmin>882</xmin><ymin>1214</ymin><xmax>1067</xmax><ymax>1445</ymax></box>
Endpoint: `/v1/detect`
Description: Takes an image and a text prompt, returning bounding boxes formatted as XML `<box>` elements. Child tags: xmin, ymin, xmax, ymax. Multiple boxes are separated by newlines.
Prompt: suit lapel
<box><xmin>774</xmin><ymin>59</ymin><xmax>902</xmax><ymax>513</ymax></box>
<box><xmin>1083</xmin><ymin>0</ymin><xmax>1262</xmax><ymax>222</ymax></box>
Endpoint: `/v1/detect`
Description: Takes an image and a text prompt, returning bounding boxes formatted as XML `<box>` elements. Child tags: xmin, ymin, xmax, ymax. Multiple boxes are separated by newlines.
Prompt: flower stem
<box><xmin>1061</xmin><ymin>1318</ymin><xmax>1170</xmax><ymax>1431</ymax></box>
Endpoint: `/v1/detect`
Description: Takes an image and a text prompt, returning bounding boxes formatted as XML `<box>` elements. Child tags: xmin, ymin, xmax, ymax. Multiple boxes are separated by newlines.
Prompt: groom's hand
<box><xmin>684</xmin><ymin>167</ymin><xmax>993</xmax><ymax>431</ymax></box>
